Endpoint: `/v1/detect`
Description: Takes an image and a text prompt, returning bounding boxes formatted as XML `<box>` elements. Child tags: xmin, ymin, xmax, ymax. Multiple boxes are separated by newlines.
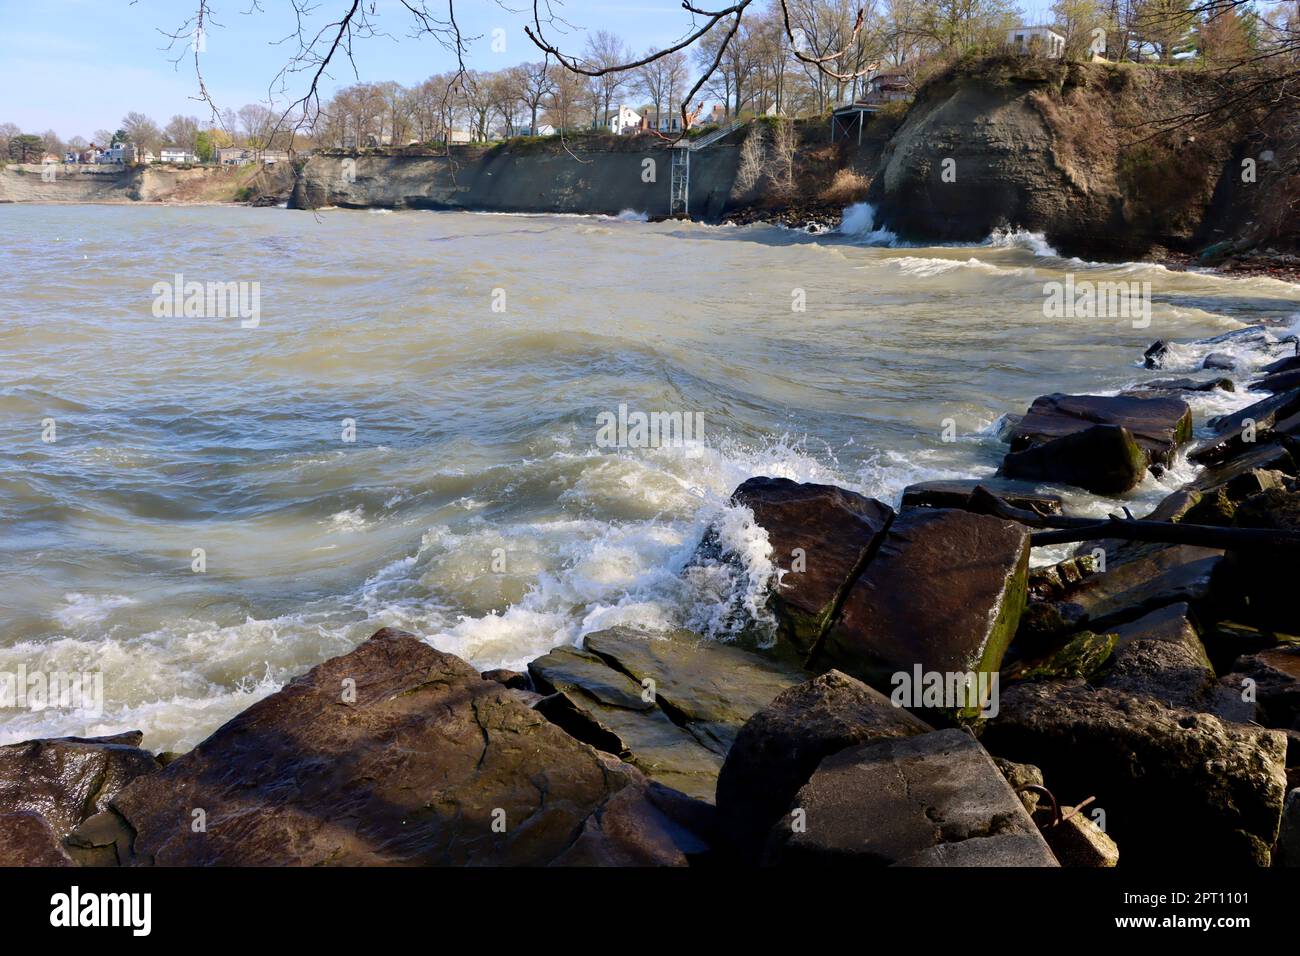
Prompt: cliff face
<box><xmin>0</xmin><ymin>162</ymin><xmax>292</xmax><ymax>204</ymax></box>
<box><xmin>866</xmin><ymin>58</ymin><xmax>1247</xmax><ymax>259</ymax></box>
<box><xmin>290</xmin><ymin>142</ymin><xmax>741</xmax><ymax>220</ymax></box>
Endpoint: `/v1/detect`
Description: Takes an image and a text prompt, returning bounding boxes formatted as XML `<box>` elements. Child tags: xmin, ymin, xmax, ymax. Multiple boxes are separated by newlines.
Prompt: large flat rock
<box><xmin>731</xmin><ymin>477</ymin><xmax>893</xmax><ymax>654</ymax></box>
<box><xmin>715</xmin><ymin>670</ymin><xmax>932</xmax><ymax>859</ymax></box>
<box><xmin>765</xmin><ymin>729</ymin><xmax>1057</xmax><ymax>866</ymax></box>
<box><xmin>1054</xmin><ymin>541</ymin><xmax>1222</xmax><ymax>632</ymax></box>
<box><xmin>983</xmin><ymin>679</ymin><xmax>1289</xmax><ymax>865</ymax></box>
<box><xmin>583</xmin><ymin>627</ymin><xmax>807</xmax><ymax>757</ymax></box>
<box><xmin>94</xmin><ymin>628</ymin><xmax>649</xmax><ymax>866</ymax></box>
<box><xmin>813</xmin><ymin>508</ymin><xmax>1030</xmax><ymax>714</ymax></box>
<box><xmin>528</xmin><ymin>645</ymin><xmax>723</xmax><ymax>802</ymax></box>
<box><xmin>1009</xmin><ymin>393</ymin><xmax>1193</xmax><ymax>465</ymax></box>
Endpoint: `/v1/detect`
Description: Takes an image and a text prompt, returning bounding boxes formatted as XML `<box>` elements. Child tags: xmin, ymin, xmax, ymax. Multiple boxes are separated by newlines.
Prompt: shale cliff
<box><xmin>866</xmin><ymin>56</ymin><xmax>1267</xmax><ymax>260</ymax></box>
<box><xmin>0</xmin><ymin>161</ymin><xmax>291</xmax><ymax>204</ymax></box>
<box><xmin>289</xmin><ymin>138</ymin><xmax>741</xmax><ymax>220</ymax></box>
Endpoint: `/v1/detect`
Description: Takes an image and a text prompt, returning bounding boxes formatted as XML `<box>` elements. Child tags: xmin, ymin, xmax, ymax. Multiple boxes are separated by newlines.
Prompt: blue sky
<box><xmin>2</xmin><ymin>0</ymin><xmax>1052</xmax><ymax>139</ymax></box>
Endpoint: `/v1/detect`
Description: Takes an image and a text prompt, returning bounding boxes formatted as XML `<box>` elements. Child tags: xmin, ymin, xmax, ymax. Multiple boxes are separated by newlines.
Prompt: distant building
<box><xmin>1008</xmin><ymin>25</ymin><xmax>1066</xmax><ymax>58</ymax></box>
<box><xmin>638</xmin><ymin>110</ymin><xmax>683</xmax><ymax>134</ymax></box>
<box><xmin>159</xmin><ymin>147</ymin><xmax>196</xmax><ymax>163</ymax></box>
<box><xmin>864</xmin><ymin>72</ymin><xmax>910</xmax><ymax>103</ymax></box>
<box><xmin>96</xmin><ymin>143</ymin><xmax>142</xmax><ymax>164</ymax></box>
<box><xmin>606</xmin><ymin>105</ymin><xmax>641</xmax><ymax>135</ymax></box>
<box><xmin>507</xmin><ymin>123</ymin><xmax>555</xmax><ymax>138</ymax></box>
<box><xmin>215</xmin><ymin>147</ymin><xmax>252</xmax><ymax>166</ymax></box>
<box><xmin>700</xmin><ymin>103</ymin><xmax>727</xmax><ymax>126</ymax></box>
<box><xmin>258</xmin><ymin>149</ymin><xmax>290</xmax><ymax>164</ymax></box>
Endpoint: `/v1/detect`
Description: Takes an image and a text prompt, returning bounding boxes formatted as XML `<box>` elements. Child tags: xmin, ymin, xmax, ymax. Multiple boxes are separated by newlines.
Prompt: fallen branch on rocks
<box><xmin>965</xmin><ymin>485</ymin><xmax>1300</xmax><ymax>551</ymax></box>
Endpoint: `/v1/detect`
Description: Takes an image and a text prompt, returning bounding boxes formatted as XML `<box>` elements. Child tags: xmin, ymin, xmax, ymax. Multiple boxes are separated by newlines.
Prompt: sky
<box><xmin>1</xmin><ymin>0</ymin><xmax>1055</xmax><ymax>140</ymax></box>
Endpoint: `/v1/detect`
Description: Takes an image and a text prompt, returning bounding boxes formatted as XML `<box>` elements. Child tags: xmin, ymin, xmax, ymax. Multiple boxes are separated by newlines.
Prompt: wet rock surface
<box><xmin>900</xmin><ymin>479</ymin><xmax>1062</xmax><ymax>516</ymax></box>
<box><xmin>1001</xmin><ymin>423</ymin><xmax>1149</xmax><ymax>494</ymax></box>
<box><xmin>715</xmin><ymin>670</ymin><xmax>932</xmax><ymax>860</ymax></box>
<box><xmin>583</xmin><ymin>627</ymin><xmax>807</xmax><ymax>757</ymax></box>
<box><xmin>765</xmin><ymin>729</ymin><xmax>1057</xmax><ymax>866</ymax></box>
<box><xmin>528</xmin><ymin>644</ymin><xmax>724</xmax><ymax>801</ymax></box>
<box><xmin>0</xmin><ymin>732</ymin><xmax>161</xmax><ymax>843</ymax></box>
<box><xmin>731</xmin><ymin>477</ymin><xmax>893</xmax><ymax>654</ymax></box>
<box><xmin>1008</xmin><ymin>393</ymin><xmax>1193</xmax><ymax>465</ymax></box>
<box><xmin>94</xmin><ymin>629</ymin><xmax>649</xmax><ymax>866</ymax></box>
<box><xmin>813</xmin><ymin>508</ymin><xmax>1029</xmax><ymax>711</ymax></box>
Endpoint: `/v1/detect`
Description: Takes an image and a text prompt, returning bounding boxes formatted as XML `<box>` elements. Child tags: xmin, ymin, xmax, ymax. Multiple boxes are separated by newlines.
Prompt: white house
<box><xmin>159</xmin><ymin>147</ymin><xmax>196</xmax><ymax>163</ymax></box>
<box><xmin>507</xmin><ymin>123</ymin><xmax>556</xmax><ymax>138</ymax></box>
<box><xmin>1008</xmin><ymin>25</ymin><xmax>1066</xmax><ymax>58</ymax></box>
<box><xmin>606</xmin><ymin>105</ymin><xmax>641</xmax><ymax>135</ymax></box>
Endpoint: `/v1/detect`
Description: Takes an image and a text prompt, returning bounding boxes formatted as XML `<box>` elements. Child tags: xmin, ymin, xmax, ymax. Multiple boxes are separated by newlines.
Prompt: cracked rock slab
<box><xmin>529</xmin><ymin>644</ymin><xmax>724</xmax><ymax>802</ymax></box>
<box><xmin>583</xmin><ymin>627</ymin><xmax>807</xmax><ymax>757</ymax></box>
<box><xmin>765</xmin><ymin>728</ymin><xmax>1057</xmax><ymax>866</ymax></box>
<box><xmin>731</xmin><ymin>477</ymin><xmax>893</xmax><ymax>655</ymax></box>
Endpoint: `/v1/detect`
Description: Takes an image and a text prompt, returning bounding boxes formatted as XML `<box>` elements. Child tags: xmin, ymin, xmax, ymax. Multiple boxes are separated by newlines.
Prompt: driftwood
<box><xmin>965</xmin><ymin>485</ymin><xmax>1300</xmax><ymax>552</ymax></box>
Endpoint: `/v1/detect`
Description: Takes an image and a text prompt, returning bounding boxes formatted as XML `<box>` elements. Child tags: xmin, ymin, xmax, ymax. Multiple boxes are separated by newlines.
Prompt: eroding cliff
<box><xmin>867</xmin><ymin>57</ymin><xmax>1253</xmax><ymax>259</ymax></box>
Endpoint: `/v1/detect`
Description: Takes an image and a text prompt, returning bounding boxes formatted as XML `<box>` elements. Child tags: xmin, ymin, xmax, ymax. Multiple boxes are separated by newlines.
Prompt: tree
<box><xmin>1133</xmin><ymin>0</ymin><xmax>1198</xmax><ymax>61</ymax></box>
<box><xmin>637</xmin><ymin>49</ymin><xmax>688</xmax><ymax>129</ymax></box>
<box><xmin>0</xmin><ymin>122</ymin><xmax>18</xmax><ymax>159</ymax></box>
<box><xmin>163</xmin><ymin>114</ymin><xmax>200</xmax><ymax>150</ymax></box>
<box><xmin>585</xmin><ymin>31</ymin><xmax>632</xmax><ymax>127</ymax></box>
<box><xmin>121</xmin><ymin>112</ymin><xmax>162</xmax><ymax>151</ymax></box>
<box><xmin>1053</xmin><ymin>0</ymin><xmax>1108</xmax><ymax>58</ymax></box>
<box><xmin>518</xmin><ymin>60</ymin><xmax>556</xmax><ymax>134</ymax></box>
<box><xmin>9</xmin><ymin>134</ymin><xmax>44</xmax><ymax>162</ymax></box>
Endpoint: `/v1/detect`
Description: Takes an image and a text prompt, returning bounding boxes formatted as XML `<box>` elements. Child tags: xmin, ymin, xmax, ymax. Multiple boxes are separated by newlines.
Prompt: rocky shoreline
<box><xmin>4</xmin><ymin>323</ymin><xmax>1300</xmax><ymax>868</ymax></box>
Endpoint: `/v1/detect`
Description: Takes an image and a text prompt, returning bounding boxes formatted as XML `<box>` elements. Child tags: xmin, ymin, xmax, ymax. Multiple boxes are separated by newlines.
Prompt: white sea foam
<box><xmin>839</xmin><ymin>202</ymin><xmax>900</xmax><ymax>245</ymax></box>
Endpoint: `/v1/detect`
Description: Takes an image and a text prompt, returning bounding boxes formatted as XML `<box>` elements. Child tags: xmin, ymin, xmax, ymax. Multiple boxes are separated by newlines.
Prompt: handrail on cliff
<box><xmin>677</xmin><ymin>119</ymin><xmax>746</xmax><ymax>151</ymax></box>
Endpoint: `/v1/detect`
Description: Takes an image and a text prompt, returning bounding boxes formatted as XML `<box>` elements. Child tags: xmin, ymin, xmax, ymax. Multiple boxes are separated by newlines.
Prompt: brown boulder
<box><xmin>715</xmin><ymin>670</ymin><xmax>932</xmax><ymax>859</ymax></box>
<box><xmin>1001</xmin><ymin>424</ymin><xmax>1149</xmax><ymax>495</ymax></box>
<box><xmin>765</xmin><ymin>729</ymin><xmax>1057</xmax><ymax>866</ymax></box>
<box><xmin>812</xmin><ymin>508</ymin><xmax>1029</xmax><ymax>716</ymax></box>
<box><xmin>96</xmin><ymin>628</ymin><xmax>648</xmax><ymax>866</ymax></box>
<box><xmin>0</xmin><ymin>731</ymin><xmax>160</xmax><ymax>840</ymax></box>
<box><xmin>983</xmin><ymin>679</ymin><xmax>1289</xmax><ymax>865</ymax></box>
<box><xmin>1008</xmin><ymin>393</ymin><xmax>1193</xmax><ymax>466</ymax></box>
<box><xmin>0</xmin><ymin>811</ymin><xmax>74</xmax><ymax>866</ymax></box>
<box><xmin>732</xmin><ymin>477</ymin><xmax>893</xmax><ymax>654</ymax></box>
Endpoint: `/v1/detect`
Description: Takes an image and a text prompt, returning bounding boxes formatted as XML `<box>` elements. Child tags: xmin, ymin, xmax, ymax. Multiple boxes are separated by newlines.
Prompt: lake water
<box><xmin>1</xmin><ymin>203</ymin><xmax>1297</xmax><ymax>751</ymax></box>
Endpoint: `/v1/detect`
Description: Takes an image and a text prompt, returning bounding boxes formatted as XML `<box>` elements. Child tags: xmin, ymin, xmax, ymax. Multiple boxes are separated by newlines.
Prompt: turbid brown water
<box><xmin>1</xmin><ymin>203</ymin><xmax>1296</xmax><ymax>750</ymax></box>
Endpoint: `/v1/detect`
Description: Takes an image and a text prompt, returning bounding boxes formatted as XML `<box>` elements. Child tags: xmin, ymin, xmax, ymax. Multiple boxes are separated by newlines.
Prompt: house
<box><xmin>605</xmin><ymin>105</ymin><xmax>641</xmax><ymax>135</ymax></box>
<box><xmin>700</xmin><ymin>103</ymin><xmax>727</xmax><ymax>126</ymax></box>
<box><xmin>1008</xmin><ymin>25</ymin><xmax>1066</xmax><ymax>58</ymax></box>
<box><xmin>864</xmin><ymin>71</ymin><xmax>910</xmax><ymax>103</ymax></box>
<box><xmin>506</xmin><ymin>123</ymin><xmax>555</xmax><ymax>138</ymax></box>
<box><xmin>215</xmin><ymin>146</ymin><xmax>254</xmax><ymax>166</ymax></box>
<box><xmin>159</xmin><ymin>147</ymin><xmax>196</xmax><ymax>163</ymax></box>
<box><xmin>638</xmin><ymin>110</ymin><xmax>683</xmax><ymax>134</ymax></box>
<box><xmin>257</xmin><ymin>149</ymin><xmax>290</xmax><ymax>164</ymax></box>
<box><xmin>96</xmin><ymin>143</ymin><xmax>141</xmax><ymax>164</ymax></box>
